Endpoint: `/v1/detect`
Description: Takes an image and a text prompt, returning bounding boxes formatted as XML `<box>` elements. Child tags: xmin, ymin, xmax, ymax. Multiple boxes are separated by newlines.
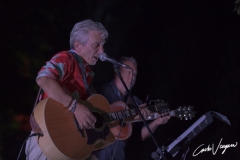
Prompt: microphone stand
<box><xmin>114</xmin><ymin>65</ymin><xmax>166</xmax><ymax>160</ymax></box>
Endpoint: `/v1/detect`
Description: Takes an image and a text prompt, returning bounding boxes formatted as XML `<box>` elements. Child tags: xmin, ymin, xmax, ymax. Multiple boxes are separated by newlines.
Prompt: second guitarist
<box><xmin>92</xmin><ymin>56</ymin><xmax>171</xmax><ymax>160</ymax></box>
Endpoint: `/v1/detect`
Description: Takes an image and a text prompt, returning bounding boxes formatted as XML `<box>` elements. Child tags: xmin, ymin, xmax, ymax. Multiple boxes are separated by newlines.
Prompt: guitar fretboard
<box><xmin>102</xmin><ymin>108</ymin><xmax>138</xmax><ymax>123</ymax></box>
<box><xmin>101</xmin><ymin>103</ymin><xmax>170</xmax><ymax>123</ymax></box>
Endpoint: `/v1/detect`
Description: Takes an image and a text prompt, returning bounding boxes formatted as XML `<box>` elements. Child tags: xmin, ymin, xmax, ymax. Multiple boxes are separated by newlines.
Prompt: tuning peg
<box><xmin>188</xmin><ymin>106</ymin><xmax>192</xmax><ymax>110</ymax></box>
<box><xmin>185</xmin><ymin>117</ymin><xmax>188</xmax><ymax>120</ymax></box>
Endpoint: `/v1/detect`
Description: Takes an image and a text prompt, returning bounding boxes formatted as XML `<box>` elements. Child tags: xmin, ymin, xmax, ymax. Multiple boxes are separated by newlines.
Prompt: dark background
<box><xmin>1</xmin><ymin>0</ymin><xmax>240</xmax><ymax>160</ymax></box>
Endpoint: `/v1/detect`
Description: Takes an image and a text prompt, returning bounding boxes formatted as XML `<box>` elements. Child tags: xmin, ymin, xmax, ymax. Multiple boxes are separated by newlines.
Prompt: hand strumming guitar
<box><xmin>74</xmin><ymin>103</ymin><xmax>96</xmax><ymax>129</ymax></box>
<box><xmin>36</xmin><ymin>76</ymin><xmax>96</xmax><ymax>129</ymax></box>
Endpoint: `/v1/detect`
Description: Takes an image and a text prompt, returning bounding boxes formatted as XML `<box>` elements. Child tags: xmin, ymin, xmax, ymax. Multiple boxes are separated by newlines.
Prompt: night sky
<box><xmin>1</xmin><ymin>0</ymin><xmax>240</xmax><ymax>160</ymax></box>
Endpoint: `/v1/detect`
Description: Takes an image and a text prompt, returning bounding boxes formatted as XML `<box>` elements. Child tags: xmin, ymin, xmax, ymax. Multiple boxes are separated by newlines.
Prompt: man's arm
<box><xmin>36</xmin><ymin>76</ymin><xmax>96</xmax><ymax>129</ymax></box>
<box><xmin>141</xmin><ymin>116</ymin><xmax>170</xmax><ymax>140</ymax></box>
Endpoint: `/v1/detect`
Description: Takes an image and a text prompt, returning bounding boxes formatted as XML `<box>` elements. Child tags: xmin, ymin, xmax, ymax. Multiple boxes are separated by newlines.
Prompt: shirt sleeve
<box><xmin>36</xmin><ymin>52</ymin><xmax>70</xmax><ymax>81</ymax></box>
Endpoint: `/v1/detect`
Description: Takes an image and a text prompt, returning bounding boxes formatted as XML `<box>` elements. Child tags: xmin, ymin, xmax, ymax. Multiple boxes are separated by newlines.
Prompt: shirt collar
<box><xmin>70</xmin><ymin>49</ymin><xmax>89</xmax><ymax>67</ymax></box>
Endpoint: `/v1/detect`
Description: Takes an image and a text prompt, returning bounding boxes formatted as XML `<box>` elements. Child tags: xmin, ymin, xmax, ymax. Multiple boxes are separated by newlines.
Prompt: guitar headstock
<box><xmin>147</xmin><ymin>99</ymin><xmax>170</xmax><ymax>113</ymax></box>
<box><xmin>171</xmin><ymin>106</ymin><xmax>196</xmax><ymax>120</ymax></box>
<box><xmin>146</xmin><ymin>99</ymin><xmax>196</xmax><ymax>120</ymax></box>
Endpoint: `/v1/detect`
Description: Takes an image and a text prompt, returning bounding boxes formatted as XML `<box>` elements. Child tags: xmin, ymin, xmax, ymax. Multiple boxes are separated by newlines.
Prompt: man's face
<box><xmin>120</xmin><ymin>60</ymin><xmax>137</xmax><ymax>89</ymax></box>
<box><xmin>77</xmin><ymin>31</ymin><xmax>105</xmax><ymax>65</ymax></box>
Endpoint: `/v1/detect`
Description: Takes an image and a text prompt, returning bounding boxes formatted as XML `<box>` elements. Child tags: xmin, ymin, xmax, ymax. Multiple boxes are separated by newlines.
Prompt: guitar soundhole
<box><xmin>92</xmin><ymin>112</ymin><xmax>104</xmax><ymax>129</ymax></box>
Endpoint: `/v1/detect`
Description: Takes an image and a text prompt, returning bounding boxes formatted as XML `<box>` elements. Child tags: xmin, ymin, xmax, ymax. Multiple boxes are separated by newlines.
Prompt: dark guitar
<box><xmin>110</xmin><ymin>99</ymin><xmax>196</xmax><ymax>140</ymax></box>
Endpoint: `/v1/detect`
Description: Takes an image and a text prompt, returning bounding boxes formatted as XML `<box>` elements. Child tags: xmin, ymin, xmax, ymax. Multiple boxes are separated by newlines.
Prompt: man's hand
<box><xmin>74</xmin><ymin>103</ymin><xmax>96</xmax><ymax>129</ymax></box>
<box><xmin>141</xmin><ymin>114</ymin><xmax>171</xmax><ymax>140</ymax></box>
<box><xmin>134</xmin><ymin>103</ymin><xmax>152</xmax><ymax>120</ymax></box>
<box><xmin>153</xmin><ymin>114</ymin><xmax>171</xmax><ymax>125</ymax></box>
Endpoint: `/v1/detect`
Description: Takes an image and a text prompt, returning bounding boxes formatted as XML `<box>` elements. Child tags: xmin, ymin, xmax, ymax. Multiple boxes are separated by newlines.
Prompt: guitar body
<box><xmin>109</xmin><ymin>101</ymin><xmax>132</xmax><ymax>140</ymax></box>
<box><xmin>34</xmin><ymin>94</ymin><xmax>115</xmax><ymax>160</ymax></box>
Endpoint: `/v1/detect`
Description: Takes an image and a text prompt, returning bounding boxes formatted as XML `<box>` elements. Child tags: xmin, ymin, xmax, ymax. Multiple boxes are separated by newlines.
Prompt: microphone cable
<box><xmin>111</xmin><ymin>102</ymin><xmax>129</xmax><ymax>160</ymax></box>
<box><xmin>111</xmin><ymin>62</ymin><xmax>134</xmax><ymax>160</ymax></box>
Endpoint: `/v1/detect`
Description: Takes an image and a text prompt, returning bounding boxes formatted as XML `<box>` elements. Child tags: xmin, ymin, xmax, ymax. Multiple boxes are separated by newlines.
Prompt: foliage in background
<box><xmin>234</xmin><ymin>0</ymin><xmax>240</xmax><ymax>15</ymax></box>
<box><xmin>0</xmin><ymin>0</ymin><xmax>239</xmax><ymax>159</ymax></box>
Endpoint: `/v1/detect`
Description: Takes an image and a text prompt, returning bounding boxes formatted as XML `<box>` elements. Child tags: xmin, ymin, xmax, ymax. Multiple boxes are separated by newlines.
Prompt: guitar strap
<box><xmin>33</xmin><ymin>88</ymin><xmax>43</xmax><ymax>111</ymax></box>
<box><xmin>69</xmin><ymin>49</ymin><xmax>97</xmax><ymax>96</ymax></box>
<box><xmin>30</xmin><ymin>88</ymin><xmax>43</xmax><ymax>134</ymax></box>
<box><xmin>69</xmin><ymin>50</ymin><xmax>90</xmax><ymax>95</ymax></box>
<box><xmin>124</xmin><ymin>94</ymin><xmax>140</xmax><ymax>108</ymax></box>
<box><xmin>19</xmin><ymin>89</ymin><xmax>43</xmax><ymax>160</ymax></box>
<box><xmin>89</xmin><ymin>83</ymin><xmax>97</xmax><ymax>95</ymax></box>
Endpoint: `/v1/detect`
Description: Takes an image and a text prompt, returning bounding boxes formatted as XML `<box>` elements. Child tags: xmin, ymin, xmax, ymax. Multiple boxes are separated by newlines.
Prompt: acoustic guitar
<box><xmin>33</xmin><ymin>94</ymin><xmax>195</xmax><ymax>160</ymax></box>
<box><xmin>34</xmin><ymin>94</ymin><xmax>154</xmax><ymax>160</ymax></box>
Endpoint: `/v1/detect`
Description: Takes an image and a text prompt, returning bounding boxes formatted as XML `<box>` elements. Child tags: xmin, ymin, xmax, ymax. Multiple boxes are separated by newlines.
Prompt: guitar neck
<box><xmin>102</xmin><ymin>108</ymin><xmax>139</xmax><ymax>123</ymax></box>
<box><xmin>100</xmin><ymin>102</ymin><xmax>194</xmax><ymax>123</ymax></box>
<box><xmin>101</xmin><ymin>102</ymin><xmax>169</xmax><ymax>123</ymax></box>
<box><xmin>168</xmin><ymin>110</ymin><xmax>177</xmax><ymax>117</ymax></box>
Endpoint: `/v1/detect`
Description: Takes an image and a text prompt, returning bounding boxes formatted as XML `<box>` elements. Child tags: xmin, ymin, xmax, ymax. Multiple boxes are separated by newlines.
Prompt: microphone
<box><xmin>99</xmin><ymin>53</ymin><xmax>131</xmax><ymax>69</ymax></box>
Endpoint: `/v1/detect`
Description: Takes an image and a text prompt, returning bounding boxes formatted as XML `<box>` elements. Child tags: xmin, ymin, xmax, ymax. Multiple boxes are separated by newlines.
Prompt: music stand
<box><xmin>165</xmin><ymin>111</ymin><xmax>231</xmax><ymax>157</ymax></box>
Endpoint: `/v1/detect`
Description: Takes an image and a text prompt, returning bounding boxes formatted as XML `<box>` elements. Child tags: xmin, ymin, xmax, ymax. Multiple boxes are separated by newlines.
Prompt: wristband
<box><xmin>69</xmin><ymin>99</ymin><xmax>77</xmax><ymax>113</ymax></box>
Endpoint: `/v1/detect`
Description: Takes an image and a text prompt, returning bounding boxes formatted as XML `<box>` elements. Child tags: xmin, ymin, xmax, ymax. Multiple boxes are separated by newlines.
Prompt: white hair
<box><xmin>69</xmin><ymin>19</ymin><xmax>108</xmax><ymax>48</ymax></box>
